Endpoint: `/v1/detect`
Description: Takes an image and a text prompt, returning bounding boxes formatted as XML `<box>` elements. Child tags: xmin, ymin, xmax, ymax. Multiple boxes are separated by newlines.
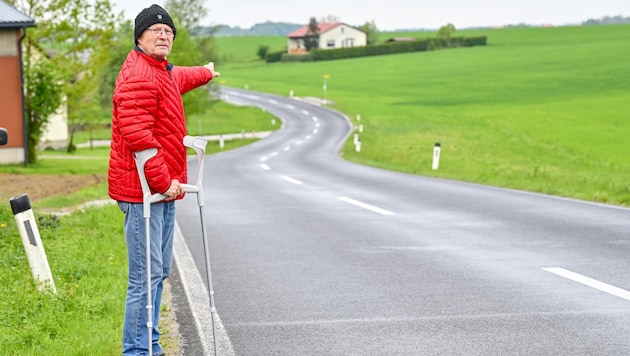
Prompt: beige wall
<box><xmin>0</xmin><ymin>30</ymin><xmax>18</xmax><ymax>56</ymax></box>
<box><xmin>288</xmin><ymin>24</ymin><xmax>367</xmax><ymax>54</ymax></box>
<box><xmin>319</xmin><ymin>25</ymin><xmax>367</xmax><ymax>49</ymax></box>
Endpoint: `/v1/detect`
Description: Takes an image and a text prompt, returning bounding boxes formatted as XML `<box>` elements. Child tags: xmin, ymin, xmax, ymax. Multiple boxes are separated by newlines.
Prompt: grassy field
<box><xmin>216</xmin><ymin>35</ymin><xmax>287</xmax><ymax>64</ymax></box>
<box><xmin>216</xmin><ymin>25</ymin><xmax>630</xmax><ymax>206</ymax></box>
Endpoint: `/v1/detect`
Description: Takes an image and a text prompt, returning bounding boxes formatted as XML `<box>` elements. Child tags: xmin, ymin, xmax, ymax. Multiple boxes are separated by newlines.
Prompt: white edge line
<box><xmin>260</xmin><ymin>163</ymin><xmax>271</xmax><ymax>170</ymax></box>
<box><xmin>338</xmin><ymin>196</ymin><xmax>395</xmax><ymax>216</ymax></box>
<box><xmin>542</xmin><ymin>267</ymin><xmax>630</xmax><ymax>301</ymax></box>
<box><xmin>173</xmin><ymin>223</ymin><xmax>235</xmax><ymax>355</ymax></box>
<box><xmin>281</xmin><ymin>175</ymin><xmax>303</xmax><ymax>185</ymax></box>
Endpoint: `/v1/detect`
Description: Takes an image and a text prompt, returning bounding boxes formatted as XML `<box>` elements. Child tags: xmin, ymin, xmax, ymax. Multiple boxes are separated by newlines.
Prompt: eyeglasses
<box><xmin>146</xmin><ymin>27</ymin><xmax>174</xmax><ymax>38</ymax></box>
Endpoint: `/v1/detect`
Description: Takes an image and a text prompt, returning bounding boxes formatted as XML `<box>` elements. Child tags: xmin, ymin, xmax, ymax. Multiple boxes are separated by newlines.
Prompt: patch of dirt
<box><xmin>0</xmin><ymin>173</ymin><xmax>105</xmax><ymax>204</ymax></box>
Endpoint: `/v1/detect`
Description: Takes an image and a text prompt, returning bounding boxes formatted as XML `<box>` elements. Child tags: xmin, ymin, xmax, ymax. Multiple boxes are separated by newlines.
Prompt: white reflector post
<box><xmin>432</xmin><ymin>142</ymin><xmax>441</xmax><ymax>170</ymax></box>
<box><xmin>10</xmin><ymin>194</ymin><xmax>56</xmax><ymax>294</ymax></box>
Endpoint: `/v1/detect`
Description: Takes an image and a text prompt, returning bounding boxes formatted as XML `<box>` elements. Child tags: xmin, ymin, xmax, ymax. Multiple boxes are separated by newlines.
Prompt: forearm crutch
<box><xmin>134</xmin><ymin>135</ymin><xmax>218</xmax><ymax>356</ymax></box>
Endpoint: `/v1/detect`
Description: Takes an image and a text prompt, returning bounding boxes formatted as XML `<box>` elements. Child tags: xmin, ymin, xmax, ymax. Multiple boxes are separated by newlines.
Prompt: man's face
<box><xmin>137</xmin><ymin>25</ymin><xmax>174</xmax><ymax>60</ymax></box>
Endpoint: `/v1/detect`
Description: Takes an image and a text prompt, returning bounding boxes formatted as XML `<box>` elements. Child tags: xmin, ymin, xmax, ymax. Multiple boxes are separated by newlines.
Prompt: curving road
<box><xmin>173</xmin><ymin>87</ymin><xmax>630</xmax><ymax>355</ymax></box>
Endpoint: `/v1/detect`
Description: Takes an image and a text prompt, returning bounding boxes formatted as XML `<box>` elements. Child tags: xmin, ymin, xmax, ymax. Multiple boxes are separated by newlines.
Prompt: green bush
<box><xmin>280</xmin><ymin>53</ymin><xmax>313</xmax><ymax>62</ymax></box>
<box><xmin>308</xmin><ymin>36</ymin><xmax>485</xmax><ymax>61</ymax></box>
<box><xmin>265</xmin><ymin>50</ymin><xmax>284</xmax><ymax>63</ymax></box>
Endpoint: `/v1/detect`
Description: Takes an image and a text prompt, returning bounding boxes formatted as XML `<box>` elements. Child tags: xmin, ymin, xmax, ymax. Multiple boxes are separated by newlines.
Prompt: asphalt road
<box><xmin>173</xmin><ymin>87</ymin><xmax>630</xmax><ymax>356</ymax></box>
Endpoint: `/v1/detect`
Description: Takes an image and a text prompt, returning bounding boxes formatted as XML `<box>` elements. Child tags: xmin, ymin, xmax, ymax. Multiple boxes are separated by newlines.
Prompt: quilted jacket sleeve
<box><xmin>171</xmin><ymin>66</ymin><xmax>213</xmax><ymax>95</ymax></box>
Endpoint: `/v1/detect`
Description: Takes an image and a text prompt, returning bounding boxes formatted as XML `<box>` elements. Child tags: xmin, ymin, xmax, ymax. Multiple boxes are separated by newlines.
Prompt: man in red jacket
<box><xmin>108</xmin><ymin>4</ymin><xmax>220</xmax><ymax>356</ymax></box>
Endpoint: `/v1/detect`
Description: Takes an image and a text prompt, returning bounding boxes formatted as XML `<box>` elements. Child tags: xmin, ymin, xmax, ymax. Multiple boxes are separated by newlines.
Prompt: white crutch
<box><xmin>134</xmin><ymin>135</ymin><xmax>218</xmax><ymax>356</ymax></box>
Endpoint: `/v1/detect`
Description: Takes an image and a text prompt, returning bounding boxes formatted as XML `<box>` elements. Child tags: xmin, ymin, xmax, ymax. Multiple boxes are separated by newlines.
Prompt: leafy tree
<box><xmin>24</xmin><ymin>60</ymin><xmax>63</xmax><ymax>163</ymax></box>
<box><xmin>257</xmin><ymin>45</ymin><xmax>270</xmax><ymax>60</ymax></box>
<box><xmin>98</xmin><ymin>20</ymin><xmax>133</xmax><ymax>110</ymax></box>
<box><xmin>437</xmin><ymin>23</ymin><xmax>456</xmax><ymax>47</ymax></box>
<box><xmin>359</xmin><ymin>20</ymin><xmax>379</xmax><ymax>45</ymax></box>
<box><xmin>165</xmin><ymin>0</ymin><xmax>208</xmax><ymax>32</ymax></box>
<box><xmin>304</xmin><ymin>17</ymin><xmax>320</xmax><ymax>51</ymax></box>
<box><xmin>319</xmin><ymin>15</ymin><xmax>340</xmax><ymax>23</ymax></box>
<box><xmin>164</xmin><ymin>23</ymin><xmax>220</xmax><ymax>131</ymax></box>
<box><xmin>164</xmin><ymin>0</ymin><xmax>220</xmax><ymax>129</ymax></box>
<box><xmin>10</xmin><ymin>0</ymin><xmax>121</xmax><ymax>154</ymax></box>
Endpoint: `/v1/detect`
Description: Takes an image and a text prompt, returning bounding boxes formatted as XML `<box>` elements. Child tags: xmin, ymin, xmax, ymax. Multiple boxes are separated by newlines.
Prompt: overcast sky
<box><xmin>113</xmin><ymin>1</ymin><xmax>629</xmax><ymax>31</ymax></box>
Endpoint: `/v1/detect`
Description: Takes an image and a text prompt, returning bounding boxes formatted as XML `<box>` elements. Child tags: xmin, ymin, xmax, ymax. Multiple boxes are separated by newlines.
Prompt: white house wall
<box><xmin>318</xmin><ymin>25</ymin><xmax>367</xmax><ymax>49</ymax></box>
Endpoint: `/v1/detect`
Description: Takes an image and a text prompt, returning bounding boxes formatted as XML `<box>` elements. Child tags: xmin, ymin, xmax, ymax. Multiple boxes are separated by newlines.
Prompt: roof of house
<box><xmin>0</xmin><ymin>0</ymin><xmax>35</xmax><ymax>28</ymax></box>
<box><xmin>288</xmin><ymin>22</ymin><xmax>349</xmax><ymax>38</ymax></box>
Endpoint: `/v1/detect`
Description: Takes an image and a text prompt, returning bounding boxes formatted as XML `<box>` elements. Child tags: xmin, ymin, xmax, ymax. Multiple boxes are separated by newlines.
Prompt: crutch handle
<box><xmin>135</xmin><ymin>135</ymin><xmax>207</xmax><ymax>208</ymax></box>
<box><xmin>183</xmin><ymin>135</ymin><xmax>208</xmax><ymax>206</ymax></box>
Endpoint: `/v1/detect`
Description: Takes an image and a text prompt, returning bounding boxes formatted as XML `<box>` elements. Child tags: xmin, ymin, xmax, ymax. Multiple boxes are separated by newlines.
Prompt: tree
<box><xmin>167</xmin><ymin>26</ymin><xmax>219</xmax><ymax>125</ymax></box>
<box><xmin>437</xmin><ymin>23</ymin><xmax>456</xmax><ymax>47</ymax></box>
<box><xmin>319</xmin><ymin>15</ymin><xmax>340</xmax><ymax>23</ymax></box>
<box><xmin>10</xmin><ymin>0</ymin><xmax>121</xmax><ymax>154</ymax></box>
<box><xmin>24</xmin><ymin>59</ymin><xmax>63</xmax><ymax>163</ymax></box>
<box><xmin>359</xmin><ymin>20</ymin><xmax>379</xmax><ymax>45</ymax></box>
<box><xmin>257</xmin><ymin>45</ymin><xmax>270</xmax><ymax>60</ymax></box>
<box><xmin>165</xmin><ymin>0</ymin><xmax>208</xmax><ymax>32</ymax></box>
<box><xmin>304</xmin><ymin>17</ymin><xmax>320</xmax><ymax>51</ymax></box>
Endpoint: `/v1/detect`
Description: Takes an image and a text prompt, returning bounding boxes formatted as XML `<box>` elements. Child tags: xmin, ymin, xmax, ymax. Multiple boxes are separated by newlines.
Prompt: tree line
<box><xmin>6</xmin><ymin>0</ymin><xmax>218</xmax><ymax>163</ymax></box>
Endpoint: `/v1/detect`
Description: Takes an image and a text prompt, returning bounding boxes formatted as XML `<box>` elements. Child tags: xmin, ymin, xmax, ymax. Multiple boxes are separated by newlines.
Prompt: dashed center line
<box><xmin>281</xmin><ymin>176</ymin><xmax>303</xmax><ymax>185</ymax></box>
<box><xmin>543</xmin><ymin>267</ymin><xmax>630</xmax><ymax>301</ymax></box>
<box><xmin>338</xmin><ymin>197</ymin><xmax>395</xmax><ymax>216</ymax></box>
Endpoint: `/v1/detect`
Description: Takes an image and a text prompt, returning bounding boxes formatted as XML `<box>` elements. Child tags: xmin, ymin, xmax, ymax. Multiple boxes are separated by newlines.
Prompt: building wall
<box><xmin>0</xmin><ymin>29</ymin><xmax>25</xmax><ymax>164</ymax></box>
<box><xmin>318</xmin><ymin>25</ymin><xmax>366</xmax><ymax>50</ymax></box>
<box><xmin>288</xmin><ymin>24</ymin><xmax>367</xmax><ymax>54</ymax></box>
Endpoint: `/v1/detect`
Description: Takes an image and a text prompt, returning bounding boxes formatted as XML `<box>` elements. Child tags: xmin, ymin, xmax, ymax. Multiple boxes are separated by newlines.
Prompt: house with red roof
<box><xmin>287</xmin><ymin>22</ymin><xmax>366</xmax><ymax>54</ymax></box>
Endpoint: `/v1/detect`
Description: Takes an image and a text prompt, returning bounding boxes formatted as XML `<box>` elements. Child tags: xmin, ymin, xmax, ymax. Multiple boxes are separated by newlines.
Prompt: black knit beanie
<box><xmin>134</xmin><ymin>4</ymin><xmax>177</xmax><ymax>44</ymax></box>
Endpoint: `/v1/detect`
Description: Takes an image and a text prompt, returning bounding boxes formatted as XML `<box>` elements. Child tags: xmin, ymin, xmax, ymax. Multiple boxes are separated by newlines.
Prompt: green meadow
<box><xmin>217</xmin><ymin>25</ymin><xmax>630</xmax><ymax>205</ymax></box>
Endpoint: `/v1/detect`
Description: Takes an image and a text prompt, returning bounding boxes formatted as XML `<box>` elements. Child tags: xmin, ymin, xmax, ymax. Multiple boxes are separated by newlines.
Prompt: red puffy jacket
<box><xmin>108</xmin><ymin>48</ymin><xmax>213</xmax><ymax>203</ymax></box>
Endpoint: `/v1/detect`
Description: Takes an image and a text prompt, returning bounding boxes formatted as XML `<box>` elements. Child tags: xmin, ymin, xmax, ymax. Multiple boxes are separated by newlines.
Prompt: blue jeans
<box><xmin>118</xmin><ymin>201</ymin><xmax>175</xmax><ymax>356</ymax></box>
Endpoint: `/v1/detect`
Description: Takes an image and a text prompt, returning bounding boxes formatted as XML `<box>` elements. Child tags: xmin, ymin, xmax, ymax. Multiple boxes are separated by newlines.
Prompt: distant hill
<box><xmin>214</xmin><ymin>21</ymin><xmax>303</xmax><ymax>37</ymax></box>
<box><xmin>583</xmin><ymin>15</ymin><xmax>630</xmax><ymax>25</ymax></box>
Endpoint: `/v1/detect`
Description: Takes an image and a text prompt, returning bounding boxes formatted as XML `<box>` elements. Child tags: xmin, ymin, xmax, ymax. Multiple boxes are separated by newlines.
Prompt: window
<box><xmin>327</xmin><ymin>39</ymin><xmax>335</xmax><ymax>48</ymax></box>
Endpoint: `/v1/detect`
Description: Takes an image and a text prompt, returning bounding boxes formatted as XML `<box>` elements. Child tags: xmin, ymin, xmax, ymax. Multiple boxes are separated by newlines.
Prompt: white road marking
<box><xmin>173</xmin><ymin>224</ymin><xmax>235</xmax><ymax>355</ymax></box>
<box><xmin>313</xmin><ymin>129</ymin><xmax>319</xmax><ymax>135</ymax></box>
<box><xmin>281</xmin><ymin>176</ymin><xmax>303</xmax><ymax>185</ymax></box>
<box><xmin>302</xmin><ymin>110</ymin><xmax>309</xmax><ymax>115</ymax></box>
<box><xmin>286</xmin><ymin>104</ymin><xmax>295</xmax><ymax>110</ymax></box>
<box><xmin>305</xmin><ymin>135</ymin><xmax>312</xmax><ymax>140</ymax></box>
<box><xmin>268</xmin><ymin>99</ymin><xmax>277</xmax><ymax>104</ymax></box>
<box><xmin>338</xmin><ymin>197</ymin><xmax>395</xmax><ymax>216</ymax></box>
<box><xmin>312</xmin><ymin>116</ymin><xmax>318</xmax><ymax>122</ymax></box>
<box><xmin>542</xmin><ymin>267</ymin><xmax>630</xmax><ymax>301</ymax></box>
<box><xmin>260</xmin><ymin>156</ymin><xmax>268</xmax><ymax>162</ymax></box>
<box><xmin>260</xmin><ymin>164</ymin><xmax>270</xmax><ymax>170</ymax></box>
<box><xmin>284</xmin><ymin>146</ymin><xmax>291</xmax><ymax>151</ymax></box>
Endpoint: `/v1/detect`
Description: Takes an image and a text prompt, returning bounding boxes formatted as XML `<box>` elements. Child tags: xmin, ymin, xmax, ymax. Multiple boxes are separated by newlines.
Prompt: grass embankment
<box><xmin>0</xmin><ymin>101</ymin><xmax>275</xmax><ymax>355</ymax></box>
<box><xmin>218</xmin><ymin>24</ymin><xmax>630</xmax><ymax>206</ymax></box>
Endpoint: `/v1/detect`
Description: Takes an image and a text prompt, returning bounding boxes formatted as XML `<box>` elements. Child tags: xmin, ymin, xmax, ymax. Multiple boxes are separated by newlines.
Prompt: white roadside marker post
<box><xmin>9</xmin><ymin>194</ymin><xmax>57</xmax><ymax>294</ymax></box>
<box><xmin>432</xmin><ymin>142</ymin><xmax>441</xmax><ymax>170</ymax></box>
